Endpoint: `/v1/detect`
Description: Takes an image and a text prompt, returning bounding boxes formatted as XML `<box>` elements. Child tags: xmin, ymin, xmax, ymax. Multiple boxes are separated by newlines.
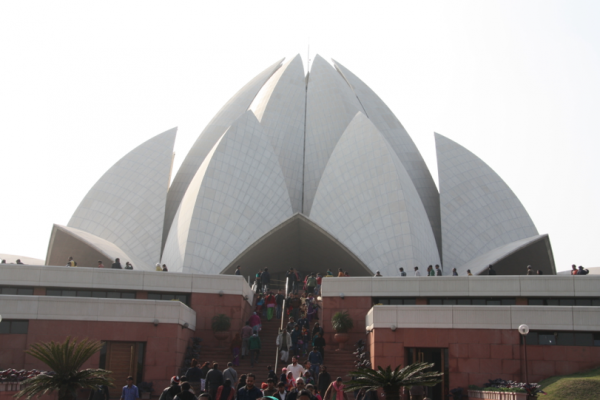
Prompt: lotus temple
<box><xmin>39</xmin><ymin>54</ymin><xmax>554</xmax><ymax>277</ymax></box>
<box><xmin>3</xmin><ymin>55</ymin><xmax>598</xmax><ymax>400</ymax></box>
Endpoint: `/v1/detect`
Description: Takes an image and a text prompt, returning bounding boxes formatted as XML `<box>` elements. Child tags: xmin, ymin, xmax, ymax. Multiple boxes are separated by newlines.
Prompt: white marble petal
<box><xmin>311</xmin><ymin>112</ymin><xmax>440</xmax><ymax>276</ymax></box>
<box><xmin>303</xmin><ymin>55</ymin><xmax>365</xmax><ymax>215</ymax></box>
<box><xmin>436</xmin><ymin>133</ymin><xmax>538</xmax><ymax>269</ymax></box>
<box><xmin>162</xmin><ymin>111</ymin><xmax>293</xmax><ymax>273</ymax></box>
<box><xmin>67</xmin><ymin>129</ymin><xmax>176</xmax><ymax>269</ymax></box>
<box><xmin>163</xmin><ymin>59</ymin><xmax>284</xmax><ymax>250</ymax></box>
<box><xmin>457</xmin><ymin>234</ymin><xmax>552</xmax><ymax>276</ymax></box>
<box><xmin>249</xmin><ymin>54</ymin><xmax>306</xmax><ymax>213</ymax></box>
<box><xmin>333</xmin><ymin>59</ymin><xmax>441</xmax><ymax>255</ymax></box>
<box><xmin>47</xmin><ymin>224</ymin><xmax>142</xmax><ymax>268</ymax></box>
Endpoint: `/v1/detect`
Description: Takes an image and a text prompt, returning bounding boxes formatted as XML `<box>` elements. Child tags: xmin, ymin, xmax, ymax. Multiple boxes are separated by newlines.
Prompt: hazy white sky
<box><xmin>1</xmin><ymin>1</ymin><xmax>598</xmax><ymax>272</ymax></box>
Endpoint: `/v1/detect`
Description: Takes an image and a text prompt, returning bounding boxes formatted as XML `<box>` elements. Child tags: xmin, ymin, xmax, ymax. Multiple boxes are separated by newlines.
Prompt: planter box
<box><xmin>468</xmin><ymin>390</ymin><xmax>534</xmax><ymax>400</ymax></box>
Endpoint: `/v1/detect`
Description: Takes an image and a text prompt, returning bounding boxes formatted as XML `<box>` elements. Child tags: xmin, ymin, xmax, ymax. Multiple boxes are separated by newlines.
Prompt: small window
<box><xmin>121</xmin><ymin>292</ymin><xmax>136</xmax><ymax>299</ymax></box>
<box><xmin>525</xmin><ymin>332</ymin><xmax>538</xmax><ymax>345</ymax></box>
<box><xmin>559</xmin><ymin>299</ymin><xmax>575</xmax><ymax>306</ymax></box>
<box><xmin>501</xmin><ymin>299</ymin><xmax>516</xmax><ymax>305</ymax></box>
<box><xmin>107</xmin><ymin>292</ymin><xmax>121</xmax><ymax>299</ymax></box>
<box><xmin>46</xmin><ymin>289</ymin><xmax>62</xmax><ymax>296</ymax></box>
<box><xmin>472</xmin><ymin>299</ymin><xmax>485</xmax><ymax>305</ymax></box>
<box><xmin>11</xmin><ymin>321</ymin><xmax>29</xmax><ymax>334</ymax></box>
<box><xmin>547</xmin><ymin>299</ymin><xmax>559</xmax><ymax>306</ymax></box>
<box><xmin>2</xmin><ymin>287</ymin><xmax>18</xmax><ymax>295</ymax></box>
<box><xmin>77</xmin><ymin>291</ymin><xmax>92</xmax><ymax>297</ymax></box>
<box><xmin>592</xmin><ymin>299</ymin><xmax>600</xmax><ymax>306</ymax></box>
<box><xmin>457</xmin><ymin>299</ymin><xmax>471</xmax><ymax>305</ymax></box>
<box><xmin>443</xmin><ymin>299</ymin><xmax>456</xmax><ymax>305</ymax></box>
<box><xmin>62</xmin><ymin>290</ymin><xmax>76</xmax><ymax>297</ymax></box>
<box><xmin>486</xmin><ymin>300</ymin><xmax>501</xmax><ymax>305</ymax></box>
<box><xmin>575</xmin><ymin>299</ymin><xmax>592</xmax><ymax>306</ymax></box>
<box><xmin>0</xmin><ymin>320</ymin><xmax>29</xmax><ymax>334</ymax></box>
<box><xmin>403</xmin><ymin>299</ymin><xmax>416</xmax><ymax>305</ymax></box>
<box><xmin>147</xmin><ymin>293</ymin><xmax>162</xmax><ymax>301</ymax></box>
<box><xmin>594</xmin><ymin>333</ymin><xmax>600</xmax><ymax>346</ymax></box>
<box><xmin>528</xmin><ymin>299</ymin><xmax>544</xmax><ymax>305</ymax></box>
<box><xmin>389</xmin><ymin>299</ymin><xmax>403</xmax><ymax>305</ymax></box>
<box><xmin>539</xmin><ymin>333</ymin><xmax>556</xmax><ymax>345</ymax></box>
<box><xmin>574</xmin><ymin>333</ymin><xmax>593</xmax><ymax>346</ymax></box>
<box><xmin>429</xmin><ymin>299</ymin><xmax>442</xmax><ymax>305</ymax></box>
<box><xmin>92</xmin><ymin>291</ymin><xmax>107</xmax><ymax>298</ymax></box>
<box><xmin>17</xmin><ymin>288</ymin><xmax>34</xmax><ymax>295</ymax></box>
<box><xmin>557</xmin><ymin>332</ymin><xmax>574</xmax><ymax>346</ymax></box>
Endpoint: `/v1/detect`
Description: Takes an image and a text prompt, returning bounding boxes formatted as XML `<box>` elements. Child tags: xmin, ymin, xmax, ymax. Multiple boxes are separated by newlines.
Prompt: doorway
<box><xmin>406</xmin><ymin>348</ymin><xmax>449</xmax><ymax>400</ymax></box>
<box><xmin>100</xmin><ymin>342</ymin><xmax>146</xmax><ymax>387</ymax></box>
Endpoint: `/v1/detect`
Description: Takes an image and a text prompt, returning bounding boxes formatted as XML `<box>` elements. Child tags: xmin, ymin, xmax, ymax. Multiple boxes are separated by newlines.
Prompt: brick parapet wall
<box><xmin>370</xmin><ymin>327</ymin><xmax>600</xmax><ymax>390</ymax></box>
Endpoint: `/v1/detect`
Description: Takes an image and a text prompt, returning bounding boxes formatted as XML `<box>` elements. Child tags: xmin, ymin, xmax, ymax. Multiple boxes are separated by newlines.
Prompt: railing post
<box><xmin>275</xmin><ymin>277</ymin><xmax>289</xmax><ymax>373</ymax></box>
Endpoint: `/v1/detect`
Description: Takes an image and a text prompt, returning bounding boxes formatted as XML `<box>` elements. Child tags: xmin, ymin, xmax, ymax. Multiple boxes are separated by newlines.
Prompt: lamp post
<box><xmin>518</xmin><ymin>324</ymin><xmax>530</xmax><ymax>384</ymax></box>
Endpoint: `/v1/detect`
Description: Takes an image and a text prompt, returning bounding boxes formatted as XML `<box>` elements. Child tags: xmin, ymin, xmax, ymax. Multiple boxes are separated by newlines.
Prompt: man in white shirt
<box><xmin>286</xmin><ymin>357</ymin><xmax>306</xmax><ymax>380</ymax></box>
<box><xmin>414</xmin><ymin>266</ymin><xmax>421</xmax><ymax>276</ymax></box>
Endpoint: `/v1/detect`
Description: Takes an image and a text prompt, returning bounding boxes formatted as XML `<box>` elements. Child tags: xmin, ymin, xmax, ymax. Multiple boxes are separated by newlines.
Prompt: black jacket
<box><xmin>287</xmin><ymin>389</ymin><xmax>315</xmax><ymax>400</ymax></box>
<box><xmin>89</xmin><ymin>385</ymin><xmax>110</xmax><ymax>400</ymax></box>
<box><xmin>111</xmin><ymin>262</ymin><xmax>122</xmax><ymax>269</ymax></box>
<box><xmin>237</xmin><ymin>386</ymin><xmax>263</xmax><ymax>400</ymax></box>
<box><xmin>261</xmin><ymin>270</ymin><xmax>271</xmax><ymax>284</ymax></box>
<box><xmin>174</xmin><ymin>390</ymin><xmax>197</xmax><ymax>400</ymax></box>
<box><xmin>159</xmin><ymin>386</ymin><xmax>182</xmax><ymax>400</ymax></box>
<box><xmin>206</xmin><ymin>369</ymin><xmax>224</xmax><ymax>392</ymax></box>
<box><xmin>273</xmin><ymin>391</ymin><xmax>288</xmax><ymax>400</ymax></box>
<box><xmin>185</xmin><ymin>366</ymin><xmax>203</xmax><ymax>382</ymax></box>
<box><xmin>318</xmin><ymin>372</ymin><xmax>331</xmax><ymax>395</ymax></box>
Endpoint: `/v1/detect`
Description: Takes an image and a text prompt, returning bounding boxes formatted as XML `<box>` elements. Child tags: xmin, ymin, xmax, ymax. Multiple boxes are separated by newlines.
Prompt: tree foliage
<box><xmin>344</xmin><ymin>363</ymin><xmax>443</xmax><ymax>400</ymax></box>
<box><xmin>15</xmin><ymin>337</ymin><xmax>113</xmax><ymax>400</ymax></box>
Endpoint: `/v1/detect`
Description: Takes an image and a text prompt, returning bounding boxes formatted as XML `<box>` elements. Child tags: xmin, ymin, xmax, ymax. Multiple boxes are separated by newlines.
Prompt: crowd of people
<box><xmin>58</xmin><ymin>256</ymin><xmax>170</xmax><ymax>271</ymax></box>
<box><xmin>146</xmin><ymin>359</ymin><xmax>346</xmax><ymax>400</ymax></box>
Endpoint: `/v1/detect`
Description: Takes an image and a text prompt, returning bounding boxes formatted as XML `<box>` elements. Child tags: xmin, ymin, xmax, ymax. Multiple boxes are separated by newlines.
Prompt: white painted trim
<box><xmin>323</xmin><ymin>275</ymin><xmax>599</xmax><ymax>298</ymax></box>
<box><xmin>365</xmin><ymin>305</ymin><xmax>600</xmax><ymax>332</ymax></box>
<box><xmin>0</xmin><ymin>295</ymin><xmax>196</xmax><ymax>330</ymax></box>
<box><xmin>0</xmin><ymin>265</ymin><xmax>254</xmax><ymax>305</ymax></box>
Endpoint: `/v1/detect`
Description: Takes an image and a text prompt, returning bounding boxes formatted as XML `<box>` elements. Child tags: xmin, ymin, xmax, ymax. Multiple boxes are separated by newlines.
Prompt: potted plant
<box><xmin>344</xmin><ymin>363</ymin><xmax>443</xmax><ymax>400</ymax></box>
<box><xmin>212</xmin><ymin>314</ymin><xmax>231</xmax><ymax>343</ymax></box>
<box><xmin>138</xmin><ymin>382</ymin><xmax>154</xmax><ymax>399</ymax></box>
<box><xmin>332</xmin><ymin>310</ymin><xmax>354</xmax><ymax>350</ymax></box>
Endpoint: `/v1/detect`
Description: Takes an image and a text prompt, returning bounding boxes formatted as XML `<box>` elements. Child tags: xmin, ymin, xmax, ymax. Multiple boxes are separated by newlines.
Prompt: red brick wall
<box><xmin>0</xmin><ymin>320</ymin><xmax>193</xmax><ymax>391</ymax></box>
<box><xmin>320</xmin><ymin>296</ymin><xmax>372</xmax><ymax>347</ymax></box>
<box><xmin>369</xmin><ymin>327</ymin><xmax>600</xmax><ymax>390</ymax></box>
<box><xmin>0</xmin><ymin>334</ymin><xmax>28</xmax><ymax>368</ymax></box>
<box><xmin>189</xmin><ymin>293</ymin><xmax>254</xmax><ymax>347</ymax></box>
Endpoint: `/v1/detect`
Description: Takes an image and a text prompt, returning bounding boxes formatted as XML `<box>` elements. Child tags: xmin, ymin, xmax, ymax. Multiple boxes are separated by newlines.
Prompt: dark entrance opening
<box><xmin>220</xmin><ymin>214</ymin><xmax>373</xmax><ymax>288</ymax></box>
<box><xmin>406</xmin><ymin>347</ymin><xmax>449</xmax><ymax>400</ymax></box>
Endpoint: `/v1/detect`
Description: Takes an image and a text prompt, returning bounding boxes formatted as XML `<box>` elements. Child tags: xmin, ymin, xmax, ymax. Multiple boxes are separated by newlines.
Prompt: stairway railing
<box><xmin>274</xmin><ymin>277</ymin><xmax>289</xmax><ymax>373</ymax></box>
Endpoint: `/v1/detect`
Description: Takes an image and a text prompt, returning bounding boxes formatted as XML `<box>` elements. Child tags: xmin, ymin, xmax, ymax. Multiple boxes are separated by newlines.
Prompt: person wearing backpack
<box><xmin>159</xmin><ymin>377</ymin><xmax>182</xmax><ymax>400</ymax></box>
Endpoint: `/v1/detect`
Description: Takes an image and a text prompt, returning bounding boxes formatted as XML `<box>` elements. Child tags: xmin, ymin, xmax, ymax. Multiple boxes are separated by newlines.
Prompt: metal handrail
<box><xmin>274</xmin><ymin>277</ymin><xmax>289</xmax><ymax>373</ymax></box>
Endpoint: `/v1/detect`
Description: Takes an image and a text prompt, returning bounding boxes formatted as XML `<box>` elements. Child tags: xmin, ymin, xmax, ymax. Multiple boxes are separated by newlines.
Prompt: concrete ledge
<box><xmin>0</xmin><ymin>295</ymin><xmax>196</xmax><ymax>329</ymax></box>
<box><xmin>0</xmin><ymin>265</ymin><xmax>253</xmax><ymax>304</ymax></box>
<box><xmin>323</xmin><ymin>275</ymin><xmax>600</xmax><ymax>298</ymax></box>
<box><xmin>365</xmin><ymin>305</ymin><xmax>600</xmax><ymax>332</ymax></box>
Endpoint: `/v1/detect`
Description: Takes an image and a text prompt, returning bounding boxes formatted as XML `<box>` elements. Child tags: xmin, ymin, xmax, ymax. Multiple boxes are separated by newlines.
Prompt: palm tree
<box><xmin>344</xmin><ymin>363</ymin><xmax>443</xmax><ymax>400</ymax></box>
<box><xmin>15</xmin><ymin>337</ymin><xmax>113</xmax><ymax>400</ymax></box>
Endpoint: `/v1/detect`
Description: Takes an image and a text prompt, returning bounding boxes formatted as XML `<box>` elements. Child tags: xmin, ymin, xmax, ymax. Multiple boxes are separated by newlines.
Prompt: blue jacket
<box><xmin>308</xmin><ymin>350</ymin><xmax>322</xmax><ymax>365</ymax></box>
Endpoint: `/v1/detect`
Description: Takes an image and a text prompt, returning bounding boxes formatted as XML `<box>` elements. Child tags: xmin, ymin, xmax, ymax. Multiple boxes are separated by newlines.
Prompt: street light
<box><xmin>518</xmin><ymin>324</ymin><xmax>530</xmax><ymax>384</ymax></box>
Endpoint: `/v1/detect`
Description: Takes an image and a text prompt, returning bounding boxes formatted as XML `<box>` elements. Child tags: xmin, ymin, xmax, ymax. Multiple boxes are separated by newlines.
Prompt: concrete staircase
<box><xmin>200</xmin><ymin>313</ymin><xmax>283</xmax><ymax>384</ymax></box>
<box><xmin>200</xmin><ymin>316</ymin><xmax>359</xmax><ymax>394</ymax></box>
